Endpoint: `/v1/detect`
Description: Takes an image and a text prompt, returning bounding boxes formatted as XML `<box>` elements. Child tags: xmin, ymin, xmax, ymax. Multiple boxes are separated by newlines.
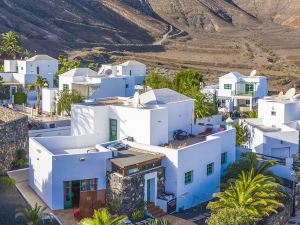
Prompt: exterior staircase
<box><xmin>147</xmin><ymin>203</ymin><xmax>166</xmax><ymax>218</ymax></box>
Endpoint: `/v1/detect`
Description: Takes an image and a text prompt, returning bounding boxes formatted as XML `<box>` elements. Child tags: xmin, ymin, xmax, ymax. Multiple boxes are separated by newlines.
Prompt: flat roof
<box><xmin>244</xmin><ymin>119</ymin><xmax>281</xmax><ymax>132</ymax></box>
<box><xmin>49</xmin><ymin>146</ymin><xmax>99</xmax><ymax>155</ymax></box>
<box><xmin>110</xmin><ymin>147</ymin><xmax>164</xmax><ymax>168</ymax></box>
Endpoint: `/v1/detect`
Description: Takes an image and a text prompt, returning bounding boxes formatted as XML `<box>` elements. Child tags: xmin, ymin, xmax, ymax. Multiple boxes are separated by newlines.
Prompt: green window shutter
<box><xmin>184</xmin><ymin>171</ymin><xmax>193</xmax><ymax>185</ymax></box>
<box><xmin>224</xmin><ymin>84</ymin><xmax>232</xmax><ymax>90</ymax></box>
<box><xmin>221</xmin><ymin>152</ymin><xmax>227</xmax><ymax>165</ymax></box>
<box><xmin>207</xmin><ymin>163</ymin><xmax>214</xmax><ymax>176</ymax></box>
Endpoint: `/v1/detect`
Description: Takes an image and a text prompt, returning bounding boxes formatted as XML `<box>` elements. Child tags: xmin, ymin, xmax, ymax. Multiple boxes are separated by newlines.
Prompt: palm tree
<box><xmin>15</xmin><ymin>203</ymin><xmax>49</xmax><ymax>225</ymax></box>
<box><xmin>79</xmin><ymin>208</ymin><xmax>127</xmax><ymax>225</ymax></box>
<box><xmin>225</xmin><ymin>152</ymin><xmax>278</xmax><ymax>182</ymax></box>
<box><xmin>0</xmin><ymin>31</ymin><xmax>22</xmax><ymax>59</ymax></box>
<box><xmin>35</xmin><ymin>76</ymin><xmax>47</xmax><ymax>115</ymax></box>
<box><xmin>208</xmin><ymin>169</ymin><xmax>285</xmax><ymax>221</ymax></box>
<box><xmin>233</xmin><ymin>122</ymin><xmax>249</xmax><ymax>146</ymax></box>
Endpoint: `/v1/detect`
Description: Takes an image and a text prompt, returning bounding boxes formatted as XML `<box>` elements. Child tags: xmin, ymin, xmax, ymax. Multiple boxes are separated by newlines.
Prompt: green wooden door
<box><xmin>64</xmin><ymin>181</ymin><xmax>72</xmax><ymax>209</ymax></box>
<box><xmin>109</xmin><ymin>119</ymin><xmax>117</xmax><ymax>141</ymax></box>
<box><xmin>147</xmin><ymin>178</ymin><xmax>155</xmax><ymax>203</ymax></box>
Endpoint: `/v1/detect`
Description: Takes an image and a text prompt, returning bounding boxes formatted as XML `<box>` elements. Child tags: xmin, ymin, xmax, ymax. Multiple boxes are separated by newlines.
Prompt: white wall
<box><xmin>211</xmin><ymin>129</ymin><xmax>236</xmax><ymax>174</ymax></box>
<box><xmin>176</xmin><ymin>136</ymin><xmax>221</xmax><ymax>210</ymax></box>
<box><xmin>29</xmin><ymin>139</ymin><xmax>54</xmax><ymax>209</ymax></box>
<box><xmin>164</xmin><ymin>100</ymin><xmax>194</xmax><ymax>139</ymax></box>
<box><xmin>51</xmin><ymin>150</ymin><xmax>111</xmax><ymax>210</ymax></box>
<box><xmin>116</xmin><ymin>64</ymin><xmax>146</xmax><ymax>77</ymax></box>
<box><xmin>42</xmin><ymin>88</ymin><xmax>58</xmax><ymax>113</ymax></box>
<box><xmin>4</xmin><ymin>60</ymin><xmax>17</xmax><ymax>72</ymax></box>
<box><xmin>29</xmin><ymin>127</ymin><xmax>71</xmax><ymax>137</ymax></box>
<box><xmin>258</xmin><ymin>100</ymin><xmax>300</xmax><ymax>126</ymax></box>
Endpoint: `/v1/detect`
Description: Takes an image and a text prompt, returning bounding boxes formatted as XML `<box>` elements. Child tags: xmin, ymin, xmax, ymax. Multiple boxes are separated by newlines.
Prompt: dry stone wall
<box><xmin>0</xmin><ymin>107</ymin><xmax>28</xmax><ymax>172</ymax></box>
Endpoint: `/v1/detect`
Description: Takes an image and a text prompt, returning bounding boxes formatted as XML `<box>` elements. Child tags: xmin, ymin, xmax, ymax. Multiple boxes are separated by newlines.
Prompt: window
<box><xmin>221</xmin><ymin>152</ymin><xmax>227</xmax><ymax>165</ymax></box>
<box><xmin>126</xmin><ymin>84</ymin><xmax>129</xmax><ymax>88</ymax></box>
<box><xmin>224</xmin><ymin>84</ymin><xmax>232</xmax><ymax>90</ymax></box>
<box><xmin>271</xmin><ymin>111</ymin><xmax>276</xmax><ymax>116</ymax></box>
<box><xmin>63</xmin><ymin>84</ymin><xmax>69</xmax><ymax>91</ymax></box>
<box><xmin>37</xmin><ymin>66</ymin><xmax>40</xmax><ymax>74</ymax></box>
<box><xmin>184</xmin><ymin>171</ymin><xmax>193</xmax><ymax>185</ymax></box>
<box><xmin>245</xmin><ymin>83</ymin><xmax>254</xmax><ymax>93</ymax></box>
<box><xmin>245</xmin><ymin>100</ymin><xmax>250</xmax><ymax>105</ymax></box>
<box><xmin>207</xmin><ymin>163</ymin><xmax>214</xmax><ymax>176</ymax></box>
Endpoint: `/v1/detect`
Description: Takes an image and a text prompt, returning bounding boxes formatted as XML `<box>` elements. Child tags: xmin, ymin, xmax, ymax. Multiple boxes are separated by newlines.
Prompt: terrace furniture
<box><xmin>173</xmin><ymin>130</ymin><xmax>188</xmax><ymax>140</ymax></box>
<box><xmin>199</xmin><ymin>128</ymin><xmax>213</xmax><ymax>136</ymax></box>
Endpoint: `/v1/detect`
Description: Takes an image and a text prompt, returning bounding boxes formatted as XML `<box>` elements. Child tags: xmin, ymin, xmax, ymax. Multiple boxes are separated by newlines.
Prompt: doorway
<box><xmin>146</xmin><ymin>178</ymin><xmax>155</xmax><ymax>203</ymax></box>
<box><xmin>64</xmin><ymin>180</ymin><xmax>80</xmax><ymax>209</ymax></box>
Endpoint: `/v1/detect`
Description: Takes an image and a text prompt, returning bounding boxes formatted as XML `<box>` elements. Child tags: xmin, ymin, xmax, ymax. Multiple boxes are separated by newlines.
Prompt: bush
<box><xmin>130</xmin><ymin>209</ymin><xmax>144</xmax><ymax>222</ymax></box>
<box><xmin>14</xmin><ymin>91</ymin><xmax>27</xmax><ymax>104</ymax></box>
<box><xmin>27</xmin><ymin>84</ymin><xmax>35</xmax><ymax>91</ymax></box>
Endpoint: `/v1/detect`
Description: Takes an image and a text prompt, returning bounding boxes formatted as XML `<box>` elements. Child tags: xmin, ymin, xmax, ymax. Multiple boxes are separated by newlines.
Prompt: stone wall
<box><xmin>107</xmin><ymin>166</ymin><xmax>165</xmax><ymax>215</ymax></box>
<box><xmin>0</xmin><ymin>106</ymin><xmax>28</xmax><ymax>172</ymax></box>
<box><xmin>261</xmin><ymin>200</ymin><xmax>293</xmax><ymax>225</ymax></box>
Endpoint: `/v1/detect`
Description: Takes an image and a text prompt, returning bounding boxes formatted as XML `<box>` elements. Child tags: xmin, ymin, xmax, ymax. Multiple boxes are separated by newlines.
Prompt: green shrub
<box><xmin>130</xmin><ymin>209</ymin><xmax>144</xmax><ymax>222</ymax></box>
<box><xmin>0</xmin><ymin>176</ymin><xmax>16</xmax><ymax>186</ymax></box>
<box><xmin>27</xmin><ymin>84</ymin><xmax>35</xmax><ymax>91</ymax></box>
<box><xmin>14</xmin><ymin>91</ymin><xmax>27</xmax><ymax>104</ymax></box>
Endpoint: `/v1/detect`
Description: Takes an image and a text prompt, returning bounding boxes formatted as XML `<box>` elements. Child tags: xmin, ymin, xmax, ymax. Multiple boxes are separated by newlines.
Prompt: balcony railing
<box><xmin>232</xmin><ymin>90</ymin><xmax>256</xmax><ymax>96</ymax></box>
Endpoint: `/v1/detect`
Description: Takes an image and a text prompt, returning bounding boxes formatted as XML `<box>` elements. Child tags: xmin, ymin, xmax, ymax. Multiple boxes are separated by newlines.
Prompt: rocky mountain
<box><xmin>0</xmin><ymin>0</ymin><xmax>299</xmax><ymax>53</ymax></box>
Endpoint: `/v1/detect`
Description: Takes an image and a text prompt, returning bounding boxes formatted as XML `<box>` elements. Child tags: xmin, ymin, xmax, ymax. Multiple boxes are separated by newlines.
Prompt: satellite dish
<box><xmin>277</xmin><ymin>91</ymin><xmax>284</xmax><ymax>100</ymax></box>
<box><xmin>132</xmin><ymin>91</ymin><xmax>140</xmax><ymax>108</ymax></box>
<box><xmin>250</xmin><ymin>70</ymin><xmax>257</xmax><ymax>77</ymax></box>
<box><xmin>285</xmin><ymin>88</ymin><xmax>296</xmax><ymax>100</ymax></box>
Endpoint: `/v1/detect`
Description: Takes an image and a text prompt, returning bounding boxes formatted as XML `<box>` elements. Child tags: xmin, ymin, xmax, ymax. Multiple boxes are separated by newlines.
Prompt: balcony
<box><xmin>232</xmin><ymin>90</ymin><xmax>256</xmax><ymax>96</ymax></box>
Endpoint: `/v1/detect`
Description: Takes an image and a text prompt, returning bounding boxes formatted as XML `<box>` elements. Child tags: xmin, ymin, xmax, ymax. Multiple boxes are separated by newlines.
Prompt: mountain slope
<box><xmin>0</xmin><ymin>0</ymin><xmax>299</xmax><ymax>54</ymax></box>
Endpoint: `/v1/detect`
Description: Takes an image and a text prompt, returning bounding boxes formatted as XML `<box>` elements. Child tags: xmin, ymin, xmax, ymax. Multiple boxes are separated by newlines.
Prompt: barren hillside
<box><xmin>0</xmin><ymin>0</ymin><xmax>300</xmax><ymax>91</ymax></box>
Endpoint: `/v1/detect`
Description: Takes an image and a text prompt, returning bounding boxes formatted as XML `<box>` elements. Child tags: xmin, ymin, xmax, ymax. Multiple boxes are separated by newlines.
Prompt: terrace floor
<box><xmin>167</xmin><ymin>135</ymin><xmax>206</xmax><ymax>149</ymax></box>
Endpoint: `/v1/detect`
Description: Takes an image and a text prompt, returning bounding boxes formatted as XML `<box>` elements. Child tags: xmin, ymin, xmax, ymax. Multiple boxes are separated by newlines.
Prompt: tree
<box><xmin>79</xmin><ymin>208</ymin><xmax>126</xmax><ymax>225</ymax></box>
<box><xmin>15</xmin><ymin>203</ymin><xmax>49</xmax><ymax>225</ymax></box>
<box><xmin>0</xmin><ymin>65</ymin><xmax>4</xmax><ymax>72</ymax></box>
<box><xmin>233</xmin><ymin>122</ymin><xmax>249</xmax><ymax>146</ymax></box>
<box><xmin>207</xmin><ymin>169</ymin><xmax>285</xmax><ymax>221</ymax></box>
<box><xmin>172</xmin><ymin>69</ymin><xmax>203</xmax><ymax>93</ymax></box>
<box><xmin>207</xmin><ymin>208</ymin><xmax>252</xmax><ymax>225</ymax></box>
<box><xmin>144</xmin><ymin>71</ymin><xmax>172</xmax><ymax>89</ymax></box>
<box><xmin>35</xmin><ymin>76</ymin><xmax>47</xmax><ymax>115</ymax></box>
<box><xmin>57</xmin><ymin>90</ymin><xmax>84</xmax><ymax>116</ymax></box>
<box><xmin>54</xmin><ymin>55</ymin><xmax>81</xmax><ymax>87</ymax></box>
<box><xmin>246</xmin><ymin>110</ymin><xmax>258</xmax><ymax>118</ymax></box>
<box><xmin>0</xmin><ymin>176</ymin><xmax>16</xmax><ymax>187</ymax></box>
<box><xmin>14</xmin><ymin>91</ymin><xmax>27</xmax><ymax>105</ymax></box>
<box><xmin>0</xmin><ymin>31</ymin><xmax>22</xmax><ymax>59</ymax></box>
<box><xmin>225</xmin><ymin>152</ymin><xmax>278</xmax><ymax>182</ymax></box>
<box><xmin>145</xmin><ymin>70</ymin><xmax>217</xmax><ymax>119</ymax></box>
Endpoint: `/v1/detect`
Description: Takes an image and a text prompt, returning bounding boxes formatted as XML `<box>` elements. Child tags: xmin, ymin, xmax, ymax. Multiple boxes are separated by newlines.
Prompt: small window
<box><xmin>63</xmin><ymin>84</ymin><xmax>69</xmax><ymax>91</ymax></box>
<box><xmin>221</xmin><ymin>152</ymin><xmax>227</xmax><ymax>165</ymax></box>
<box><xmin>184</xmin><ymin>171</ymin><xmax>193</xmax><ymax>185</ymax></box>
<box><xmin>271</xmin><ymin>111</ymin><xmax>276</xmax><ymax>116</ymax></box>
<box><xmin>126</xmin><ymin>84</ymin><xmax>129</xmax><ymax>88</ymax></box>
<box><xmin>207</xmin><ymin>163</ymin><xmax>214</xmax><ymax>176</ymax></box>
<box><xmin>245</xmin><ymin>100</ymin><xmax>250</xmax><ymax>105</ymax></box>
<box><xmin>21</xmin><ymin>67</ymin><xmax>23</xmax><ymax>70</ymax></box>
<box><xmin>127</xmin><ymin>168</ymin><xmax>139</xmax><ymax>175</ymax></box>
<box><xmin>224</xmin><ymin>84</ymin><xmax>232</xmax><ymax>90</ymax></box>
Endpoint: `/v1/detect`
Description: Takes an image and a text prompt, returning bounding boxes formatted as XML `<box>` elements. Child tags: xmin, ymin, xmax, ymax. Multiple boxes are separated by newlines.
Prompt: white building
<box><xmin>3</xmin><ymin>55</ymin><xmax>58</xmax><ymax>88</ymax></box>
<box><xmin>58</xmin><ymin>68</ymin><xmax>136</xmax><ymax>99</ymax></box>
<box><xmin>203</xmin><ymin>71</ymin><xmax>268</xmax><ymax>112</ymax></box>
<box><xmin>98</xmin><ymin>60</ymin><xmax>147</xmax><ymax>85</ymax></box>
<box><xmin>29</xmin><ymin>88</ymin><xmax>236</xmax><ymax>213</ymax></box>
<box><xmin>0</xmin><ymin>55</ymin><xmax>58</xmax><ymax>104</ymax></box>
<box><xmin>244</xmin><ymin>90</ymin><xmax>300</xmax><ymax>180</ymax></box>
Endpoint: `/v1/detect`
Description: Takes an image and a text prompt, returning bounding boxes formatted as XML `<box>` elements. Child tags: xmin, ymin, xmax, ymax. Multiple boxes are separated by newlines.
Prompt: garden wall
<box><xmin>0</xmin><ymin>106</ymin><xmax>28</xmax><ymax>172</ymax></box>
